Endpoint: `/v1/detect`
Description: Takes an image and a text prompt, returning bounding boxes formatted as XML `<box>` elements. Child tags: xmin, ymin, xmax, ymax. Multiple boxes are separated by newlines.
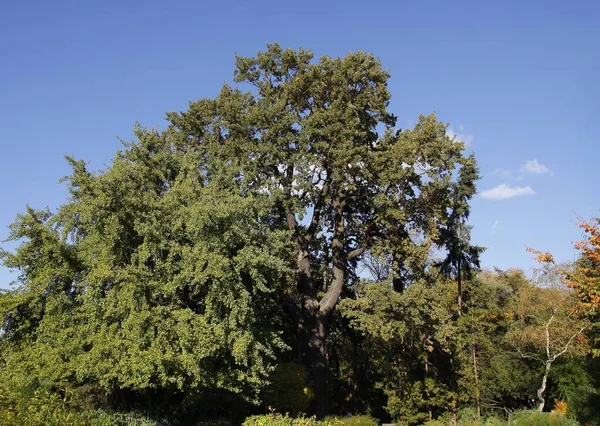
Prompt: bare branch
<box><xmin>550</xmin><ymin>325</ymin><xmax>588</xmax><ymax>362</ymax></box>
<box><xmin>517</xmin><ymin>348</ymin><xmax>543</xmax><ymax>364</ymax></box>
<box><xmin>545</xmin><ymin>313</ymin><xmax>555</xmax><ymax>360</ymax></box>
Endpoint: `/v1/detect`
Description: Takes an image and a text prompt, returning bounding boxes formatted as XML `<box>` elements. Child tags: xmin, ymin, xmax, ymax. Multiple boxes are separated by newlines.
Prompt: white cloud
<box><xmin>490</xmin><ymin>168</ymin><xmax>525</xmax><ymax>181</ymax></box>
<box><xmin>520</xmin><ymin>158</ymin><xmax>553</xmax><ymax>176</ymax></box>
<box><xmin>480</xmin><ymin>184</ymin><xmax>536</xmax><ymax>200</ymax></box>
<box><xmin>447</xmin><ymin>127</ymin><xmax>473</xmax><ymax>146</ymax></box>
<box><xmin>490</xmin><ymin>168</ymin><xmax>517</xmax><ymax>179</ymax></box>
<box><xmin>491</xmin><ymin>219</ymin><xmax>504</xmax><ymax>234</ymax></box>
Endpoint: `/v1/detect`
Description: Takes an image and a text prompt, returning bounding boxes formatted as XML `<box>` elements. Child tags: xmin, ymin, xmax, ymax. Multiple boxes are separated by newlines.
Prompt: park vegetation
<box><xmin>1</xmin><ymin>45</ymin><xmax>599</xmax><ymax>425</ymax></box>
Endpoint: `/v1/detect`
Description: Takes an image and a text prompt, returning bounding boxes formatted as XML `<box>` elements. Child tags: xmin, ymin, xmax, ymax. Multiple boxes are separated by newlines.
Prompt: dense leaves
<box><xmin>568</xmin><ymin>217</ymin><xmax>600</xmax><ymax>355</ymax></box>
<box><xmin>0</xmin><ymin>127</ymin><xmax>294</xmax><ymax>407</ymax></box>
<box><xmin>1</xmin><ymin>45</ymin><xmax>598</xmax><ymax>425</ymax></box>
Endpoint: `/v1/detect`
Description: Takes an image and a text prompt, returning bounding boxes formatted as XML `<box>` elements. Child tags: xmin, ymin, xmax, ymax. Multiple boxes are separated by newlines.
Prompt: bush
<box><xmin>243</xmin><ymin>413</ymin><xmax>318</xmax><ymax>426</ymax></box>
<box><xmin>243</xmin><ymin>414</ymin><xmax>377</xmax><ymax>426</ymax></box>
<box><xmin>262</xmin><ymin>363</ymin><xmax>314</xmax><ymax>415</ymax></box>
<box><xmin>322</xmin><ymin>416</ymin><xmax>377</xmax><ymax>426</ymax></box>
<box><xmin>422</xmin><ymin>420</ymin><xmax>447</xmax><ymax>426</ymax></box>
<box><xmin>509</xmin><ymin>410</ymin><xmax>578</xmax><ymax>426</ymax></box>
<box><xmin>87</xmin><ymin>409</ymin><xmax>165</xmax><ymax>426</ymax></box>
<box><xmin>422</xmin><ymin>411</ymin><xmax>506</xmax><ymax>426</ymax></box>
<box><xmin>0</xmin><ymin>386</ymin><xmax>169</xmax><ymax>426</ymax></box>
<box><xmin>567</xmin><ymin>386</ymin><xmax>600</xmax><ymax>426</ymax></box>
<box><xmin>484</xmin><ymin>417</ymin><xmax>506</xmax><ymax>426</ymax></box>
<box><xmin>0</xmin><ymin>387</ymin><xmax>90</xmax><ymax>426</ymax></box>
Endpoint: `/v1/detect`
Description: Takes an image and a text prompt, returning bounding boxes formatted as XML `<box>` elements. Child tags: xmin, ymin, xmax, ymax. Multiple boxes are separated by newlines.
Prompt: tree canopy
<box><xmin>0</xmin><ymin>127</ymin><xmax>294</xmax><ymax>404</ymax></box>
<box><xmin>165</xmin><ymin>43</ymin><xmax>479</xmax><ymax>414</ymax></box>
<box><xmin>1</xmin><ymin>44</ymin><xmax>598</xmax><ymax>426</ymax></box>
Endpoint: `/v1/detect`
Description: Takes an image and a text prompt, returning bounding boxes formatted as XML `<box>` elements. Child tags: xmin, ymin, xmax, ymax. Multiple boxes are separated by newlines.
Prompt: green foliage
<box><xmin>547</xmin><ymin>358</ymin><xmax>593</xmax><ymax>402</ymax></box>
<box><xmin>243</xmin><ymin>414</ymin><xmax>376</xmax><ymax>426</ymax></box>
<box><xmin>509</xmin><ymin>411</ymin><xmax>578</xmax><ymax>426</ymax></box>
<box><xmin>423</xmin><ymin>410</ymin><xmax>506</xmax><ymax>426</ymax></box>
<box><xmin>243</xmin><ymin>413</ymin><xmax>322</xmax><ymax>426</ymax></box>
<box><xmin>567</xmin><ymin>385</ymin><xmax>600</xmax><ymax>426</ymax></box>
<box><xmin>87</xmin><ymin>410</ymin><xmax>164</xmax><ymax>426</ymax></box>
<box><xmin>0</xmin><ymin>387</ymin><xmax>88</xmax><ymax>426</ymax></box>
<box><xmin>483</xmin><ymin>418</ymin><xmax>507</xmax><ymax>426</ymax></box>
<box><xmin>322</xmin><ymin>416</ymin><xmax>377</xmax><ymax>426</ymax></box>
<box><xmin>262</xmin><ymin>363</ymin><xmax>314</xmax><ymax>415</ymax></box>
<box><xmin>340</xmin><ymin>280</ymin><xmax>458</xmax><ymax>423</ymax></box>
<box><xmin>1</xmin><ymin>43</ymin><xmax>598</xmax><ymax>423</ymax></box>
<box><xmin>0</xmin><ymin>385</ymin><xmax>168</xmax><ymax>426</ymax></box>
<box><xmin>168</xmin><ymin>43</ymin><xmax>478</xmax><ymax>414</ymax></box>
<box><xmin>0</xmin><ymin>124</ymin><xmax>294</xmax><ymax>407</ymax></box>
<box><xmin>462</xmin><ymin>271</ymin><xmax>541</xmax><ymax>409</ymax></box>
<box><xmin>337</xmin><ymin>269</ymin><xmax>572</xmax><ymax>423</ymax></box>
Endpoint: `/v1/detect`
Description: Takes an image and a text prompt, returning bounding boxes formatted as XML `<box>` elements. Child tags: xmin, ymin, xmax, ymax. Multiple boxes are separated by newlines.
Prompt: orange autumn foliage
<box><xmin>526</xmin><ymin>246</ymin><xmax>555</xmax><ymax>264</ymax></box>
<box><xmin>551</xmin><ymin>399</ymin><xmax>568</xmax><ymax>414</ymax></box>
<box><xmin>569</xmin><ymin>217</ymin><xmax>600</xmax><ymax>314</ymax></box>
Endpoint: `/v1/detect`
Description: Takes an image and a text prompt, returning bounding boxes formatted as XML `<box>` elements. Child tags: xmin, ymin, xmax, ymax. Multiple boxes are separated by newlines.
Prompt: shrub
<box><xmin>567</xmin><ymin>385</ymin><xmax>600</xmax><ymax>426</ymax></box>
<box><xmin>0</xmin><ymin>386</ymin><xmax>169</xmax><ymax>426</ymax></box>
<box><xmin>422</xmin><ymin>410</ymin><xmax>506</xmax><ymax>426</ymax></box>
<box><xmin>87</xmin><ymin>409</ymin><xmax>165</xmax><ymax>426</ymax></box>
<box><xmin>322</xmin><ymin>415</ymin><xmax>377</xmax><ymax>426</ymax></box>
<box><xmin>422</xmin><ymin>420</ymin><xmax>447</xmax><ymax>426</ymax></box>
<box><xmin>0</xmin><ymin>387</ymin><xmax>90</xmax><ymax>426</ymax></box>
<box><xmin>262</xmin><ymin>363</ymin><xmax>314</xmax><ymax>415</ymax></box>
<box><xmin>243</xmin><ymin>413</ymin><xmax>318</xmax><ymax>426</ymax></box>
<box><xmin>509</xmin><ymin>410</ymin><xmax>578</xmax><ymax>426</ymax></box>
<box><xmin>483</xmin><ymin>417</ymin><xmax>506</xmax><ymax>426</ymax></box>
<box><xmin>243</xmin><ymin>414</ymin><xmax>377</xmax><ymax>426</ymax></box>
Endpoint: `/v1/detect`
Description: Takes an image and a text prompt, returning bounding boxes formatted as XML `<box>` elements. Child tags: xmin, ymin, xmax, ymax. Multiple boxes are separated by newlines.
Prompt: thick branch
<box><xmin>347</xmin><ymin>245</ymin><xmax>367</xmax><ymax>260</ymax></box>
<box><xmin>319</xmin><ymin>260</ymin><xmax>345</xmax><ymax>315</ymax></box>
<box><xmin>305</xmin><ymin>181</ymin><xmax>330</xmax><ymax>241</ymax></box>
<box><xmin>319</xmin><ymin>197</ymin><xmax>345</xmax><ymax>315</ymax></box>
<box><xmin>286</xmin><ymin>207</ymin><xmax>298</xmax><ymax>233</ymax></box>
<box><xmin>347</xmin><ymin>222</ymin><xmax>386</xmax><ymax>261</ymax></box>
<box><xmin>283</xmin><ymin>164</ymin><xmax>298</xmax><ymax>233</ymax></box>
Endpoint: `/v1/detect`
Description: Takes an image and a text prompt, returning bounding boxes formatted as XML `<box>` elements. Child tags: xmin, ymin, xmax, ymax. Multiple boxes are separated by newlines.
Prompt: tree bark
<box><xmin>424</xmin><ymin>356</ymin><xmax>432</xmax><ymax>421</ymax></box>
<box><xmin>457</xmin><ymin>260</ymin><xmax>462</xmax><ymax>316</ymax></box>
<box><xmin>537</xmin><ymin>360</ymin><xmax>552</xmax><ymax>411</ymax></box>
<box><xmin>392</xmin><ymin>255</ymin><xmax>404</xmax><ymax>293</ymax></box>
<box><xmin>472</xmin><ymin>341</ymin><xmax>481</xmax><ymax>418</ymax></box>
<box><xmin>304</xmin><ymin>303</ymin><xmax>328</xmax><ymax>417</ymax></box>
<box><xmin>302</xmin><ymin>196</ymin><xmax>348</xmax><ymax>417</ymax></box>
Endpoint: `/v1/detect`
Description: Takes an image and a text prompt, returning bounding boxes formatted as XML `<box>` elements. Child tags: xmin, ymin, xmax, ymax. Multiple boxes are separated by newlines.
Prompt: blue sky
<box><xmin>1</xmin><ymin>0</ymin><xmax>598</xmax><ymax>288</ymax></box>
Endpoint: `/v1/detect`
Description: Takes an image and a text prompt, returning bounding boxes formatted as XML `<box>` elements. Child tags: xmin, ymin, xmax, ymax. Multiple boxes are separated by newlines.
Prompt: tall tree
<box><xmin>435</xmin><ymin>153</ymin><xmax>484</xmax><ymax>314</ymax></box>
<box><xmin>340</xmin><ymin>280</ymin><xmax>458</xmax><ymax>424</ymax></box>
<box><xmin>168</xmin><ymin>44</ymin><xmax>477</xmax><ymax>414</ymax></box>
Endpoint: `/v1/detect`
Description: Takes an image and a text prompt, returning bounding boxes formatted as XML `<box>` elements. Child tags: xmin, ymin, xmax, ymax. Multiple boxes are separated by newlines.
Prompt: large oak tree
<box><xmin>1</xmin><ymin>44</ymin><xmax>479</xmax><ymax>416</ymax></box>
<box><xmin>168</xmin><ymin>44</ymin><xmax>478</xmax><ymax>414</ymax></box>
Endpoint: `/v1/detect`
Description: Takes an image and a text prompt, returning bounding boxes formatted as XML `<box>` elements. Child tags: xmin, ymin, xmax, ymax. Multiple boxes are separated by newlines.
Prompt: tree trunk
<box><xmin>392</xmin><ymin>276</ymin><xmax>404</xmax><ymax>293</ymax></box>
<box><xmin>392</xmin><ymin>255</ymin><xmax>404</xmax><ymax>293</ymax></box>
<box><xmin>457</xmin><ymin>261</ymin><xmax>462</xmax><ymax>316</ymax></box>
<box><xmin>537</xmin><ymin>360</ymin><xmax>552</xmax><ymax>411</ymax></box>
<box><xmin>300</xmin><ymin>197</ymin><xmax>347</xmax><ymax>418</ymax></box>
<box><xmin>471</xmin><ymin>341</ymin><xmax>481</xmax><ymax>418</ymax></box>
<box><xmin>303</xmin><ymin>304</ymin><xmax>328</xmax><ymax>417</ymax></box>
<box><xmin>424</xmin><ymin>357</ymin><xmax>432</xmax><ymax>421</ymax></box>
